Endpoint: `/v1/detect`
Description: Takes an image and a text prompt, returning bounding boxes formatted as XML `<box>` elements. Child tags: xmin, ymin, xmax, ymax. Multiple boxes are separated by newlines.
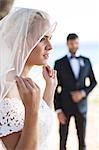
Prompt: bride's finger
<box><xmin>24</xmin><ymin>78</ymin><xmax>40</xmax><ymax>90</ymax></box>
<box><xmin>15</xmin><ymin>76</ymin><xmax>27</xmax><ymax>92</ymax></box>
<box><xmin>50</xmin><ymin>69</ymin><xmax>55</xmax><ymax>78</ymax></box>
<box><xmin>53</xmin><ymin>69</ymin><xmax>56</xmax><ymax>78</ymax></box>
<box><xmin>24</xmin><ymin>78</ymin><xmax>35</xmax><ymax>87</ymax></box>
<box><xmin>22</xmin><ymin>78</ymin><xmax>35</xmax><ymax>92</ymax></box>
<box><xmin>52</xmin><ymin>70</ymin><xmax>56</xmax><ymax>78</ymax></box>
<box><xmin>46</xmin><ymin>65</ymin><xmax>53</xmax><ymax>77</ymax></box>
<box><xmin>43</xmin><ymin>66</ymin><xmax>50</xmax><ymax>76</ymax></box>
<box><xmin>50</xmin><ymin>69</ymin><xmax>56</xmax><ymax>78</ymax></box>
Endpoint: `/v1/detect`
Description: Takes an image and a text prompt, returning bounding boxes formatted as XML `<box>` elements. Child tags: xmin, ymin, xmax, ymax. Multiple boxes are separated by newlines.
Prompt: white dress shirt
<box><xmin>67</xmin><ymin>51</ymin><xmax>80</xmax><ymax>79</ymax></box>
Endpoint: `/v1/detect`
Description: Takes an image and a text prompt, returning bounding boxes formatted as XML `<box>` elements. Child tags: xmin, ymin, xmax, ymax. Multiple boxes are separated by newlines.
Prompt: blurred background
<box><xmin>0</xmin><ymin>0</ymin><xmax>99</xmax><ymax>150</ymax></box>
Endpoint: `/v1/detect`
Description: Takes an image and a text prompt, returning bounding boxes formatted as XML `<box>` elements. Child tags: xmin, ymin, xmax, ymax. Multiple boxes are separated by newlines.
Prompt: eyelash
<box><xmin>40</xmin><ymin>37</ymin><xmax>46</xmax><ymax>42</ymax></box>
<box><xmin>40</xmin><ymin>37</ymin><xmax>52</xmax><ymax>42</ymax></box>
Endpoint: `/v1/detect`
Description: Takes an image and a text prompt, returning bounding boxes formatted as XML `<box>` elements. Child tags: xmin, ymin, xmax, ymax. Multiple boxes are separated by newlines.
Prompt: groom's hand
<box><xmin>70</xmin><ymin>90</ymin><xmax>86</xmax><ymax>103</ymax></box>
<box><xmin>57</xmin><ymin>112</ymin><xmax>67</xmax><ymax>124</ymax></box>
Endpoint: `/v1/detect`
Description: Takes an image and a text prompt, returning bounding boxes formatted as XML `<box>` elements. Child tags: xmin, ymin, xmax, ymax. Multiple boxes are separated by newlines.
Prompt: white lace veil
<box><xmin>0</xmin><ymin>8</ymin><xmax>57</xmax><ymax>100</ymax></box>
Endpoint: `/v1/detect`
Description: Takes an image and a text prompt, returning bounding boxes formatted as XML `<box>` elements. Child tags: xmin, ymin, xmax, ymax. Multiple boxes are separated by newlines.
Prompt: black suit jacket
<box><xmin>54</xmin><ymin>55</ymin><xmax>97</xmax><ymax>115</ymax></box>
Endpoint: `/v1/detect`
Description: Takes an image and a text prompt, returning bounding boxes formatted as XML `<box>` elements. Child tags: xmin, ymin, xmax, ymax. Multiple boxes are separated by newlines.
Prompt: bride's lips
<box><xmin>43</xmin><ymin>54</ymin><xmax>49</xmax><ymax>59</ymax></box>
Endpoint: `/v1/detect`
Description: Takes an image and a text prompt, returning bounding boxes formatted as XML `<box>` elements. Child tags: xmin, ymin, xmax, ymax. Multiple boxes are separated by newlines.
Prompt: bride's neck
<box><xmin>21</xmin><ymin>65</ymin><xmax>33</xmax><ymax>77</ymax></box>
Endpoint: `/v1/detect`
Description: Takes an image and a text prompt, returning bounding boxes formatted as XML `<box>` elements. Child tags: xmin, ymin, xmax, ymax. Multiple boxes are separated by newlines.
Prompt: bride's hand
<box><xmin>42</xmin><ymin>65</ymin><xmax>58</xmax><ymax>89</ymax></box>
<box><xmin>15</xmin><ymin>76</ymin><xmax>41</xmax><ymax>113</ymax></box>
<box><xmin>42</xmin><ymin>65</ymin><xmax>58</xmax><ymax>107</ymax></box>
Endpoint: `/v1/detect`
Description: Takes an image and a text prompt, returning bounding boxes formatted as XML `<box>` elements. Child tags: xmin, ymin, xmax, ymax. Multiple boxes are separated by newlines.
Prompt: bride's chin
<box><xmin>41</xmin><ymin>62</ymin><xmax>47</xmax><ymax>66</ymax></box>
<box><xmin>35</xmin><ymin>61</ymin><xmax>47</xmax><ymax>66</ymax></box>
<box><xmin>34</xmin><ymin>58</ymin><xmax>48</xmax><ymax>66</ymax></box>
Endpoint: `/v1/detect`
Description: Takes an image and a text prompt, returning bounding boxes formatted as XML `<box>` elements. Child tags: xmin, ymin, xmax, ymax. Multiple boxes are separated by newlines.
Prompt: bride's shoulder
<box><xmin>0</xmin><ymin>97</ymin><xmax>21</xmax><ymax>102</ymax></box>
<box><xmin>0</xmin><ymin>97</ymin><xmax>24</xmax><ymax>110</ymax></box>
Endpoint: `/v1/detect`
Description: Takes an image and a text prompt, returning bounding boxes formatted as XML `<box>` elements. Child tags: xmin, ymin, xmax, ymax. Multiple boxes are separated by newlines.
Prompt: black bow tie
<box><xmin>70</xmin><ymin>55</ymin><xmax>80</xmax><ymax>59</ymax></box>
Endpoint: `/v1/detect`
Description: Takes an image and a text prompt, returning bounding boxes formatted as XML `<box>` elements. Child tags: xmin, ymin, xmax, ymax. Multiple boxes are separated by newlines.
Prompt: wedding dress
<box><xmin>0</xmin><ymin>97</ymin><xmax>54</xmax><ymax>149</ymax></box>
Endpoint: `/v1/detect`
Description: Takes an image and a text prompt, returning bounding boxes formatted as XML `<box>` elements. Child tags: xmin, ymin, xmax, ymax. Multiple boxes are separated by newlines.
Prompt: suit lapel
<box><xmin>78</xmin><ymin>57</ymin><xmax>85</xmax><ymax>81</ymax></box>
<box><xmin>62</xmin><ymin>56</ymin><xmax>77</xmax><ymax>81</ymax></box>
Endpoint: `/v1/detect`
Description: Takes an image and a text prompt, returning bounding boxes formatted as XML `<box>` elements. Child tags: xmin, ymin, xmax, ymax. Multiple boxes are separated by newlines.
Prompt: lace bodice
<box><xmin>0</xmin><ymin>98</ymin><xmax>54</xmax><ymax>149</ymax></box>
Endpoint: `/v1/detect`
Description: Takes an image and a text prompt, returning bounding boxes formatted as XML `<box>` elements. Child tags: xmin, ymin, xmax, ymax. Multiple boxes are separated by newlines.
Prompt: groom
<box><xmin>54</xmin><ymin>33</ymin><xmax>97</xmax><ymax>150</ymax></box>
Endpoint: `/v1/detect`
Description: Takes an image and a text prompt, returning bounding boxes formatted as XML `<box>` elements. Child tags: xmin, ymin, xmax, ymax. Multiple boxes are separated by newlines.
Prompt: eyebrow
<box><xmin>44</xmin><ymin>35</ymin><xmax>52</xmax><ymax>39</ymax></box>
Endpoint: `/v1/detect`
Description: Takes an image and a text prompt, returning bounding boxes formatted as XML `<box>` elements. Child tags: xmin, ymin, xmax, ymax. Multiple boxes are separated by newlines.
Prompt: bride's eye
<box><xmin>40</xmin><ymin>37</ymin><xmax>46</xmax><ymax>42</ymax></box>
<box><xmin>40</xmin><ymin>35</ymin><xmax>52</xmax><ymax>42</ymax></box>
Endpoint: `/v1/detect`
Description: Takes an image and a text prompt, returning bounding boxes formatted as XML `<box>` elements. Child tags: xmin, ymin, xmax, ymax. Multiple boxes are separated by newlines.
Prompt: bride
<box><xmin>0</xmin><ymin>8</ymin><xmax>57</xmax><ymax>150</ymax></box>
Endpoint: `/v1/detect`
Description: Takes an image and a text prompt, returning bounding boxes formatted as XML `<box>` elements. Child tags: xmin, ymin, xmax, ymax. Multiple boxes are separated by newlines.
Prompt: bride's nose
<box><xmin>45</xmin><ymin>40</ymin><xmax>52</xmax><ymax>51</ymax></box>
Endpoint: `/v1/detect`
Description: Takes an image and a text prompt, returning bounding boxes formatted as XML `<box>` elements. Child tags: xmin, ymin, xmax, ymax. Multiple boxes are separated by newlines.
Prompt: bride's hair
<box><xmin>0</xmin><ymin>0</ymin><xmax>14</xmax><ymax>20</ymax></box>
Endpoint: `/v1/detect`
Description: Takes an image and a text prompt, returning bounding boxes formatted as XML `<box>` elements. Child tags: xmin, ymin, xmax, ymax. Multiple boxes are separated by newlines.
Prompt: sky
<box><xmin>13</xmin><ymin>0</ymin><xmax>99</xmax><ymax>43</ymax></box>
